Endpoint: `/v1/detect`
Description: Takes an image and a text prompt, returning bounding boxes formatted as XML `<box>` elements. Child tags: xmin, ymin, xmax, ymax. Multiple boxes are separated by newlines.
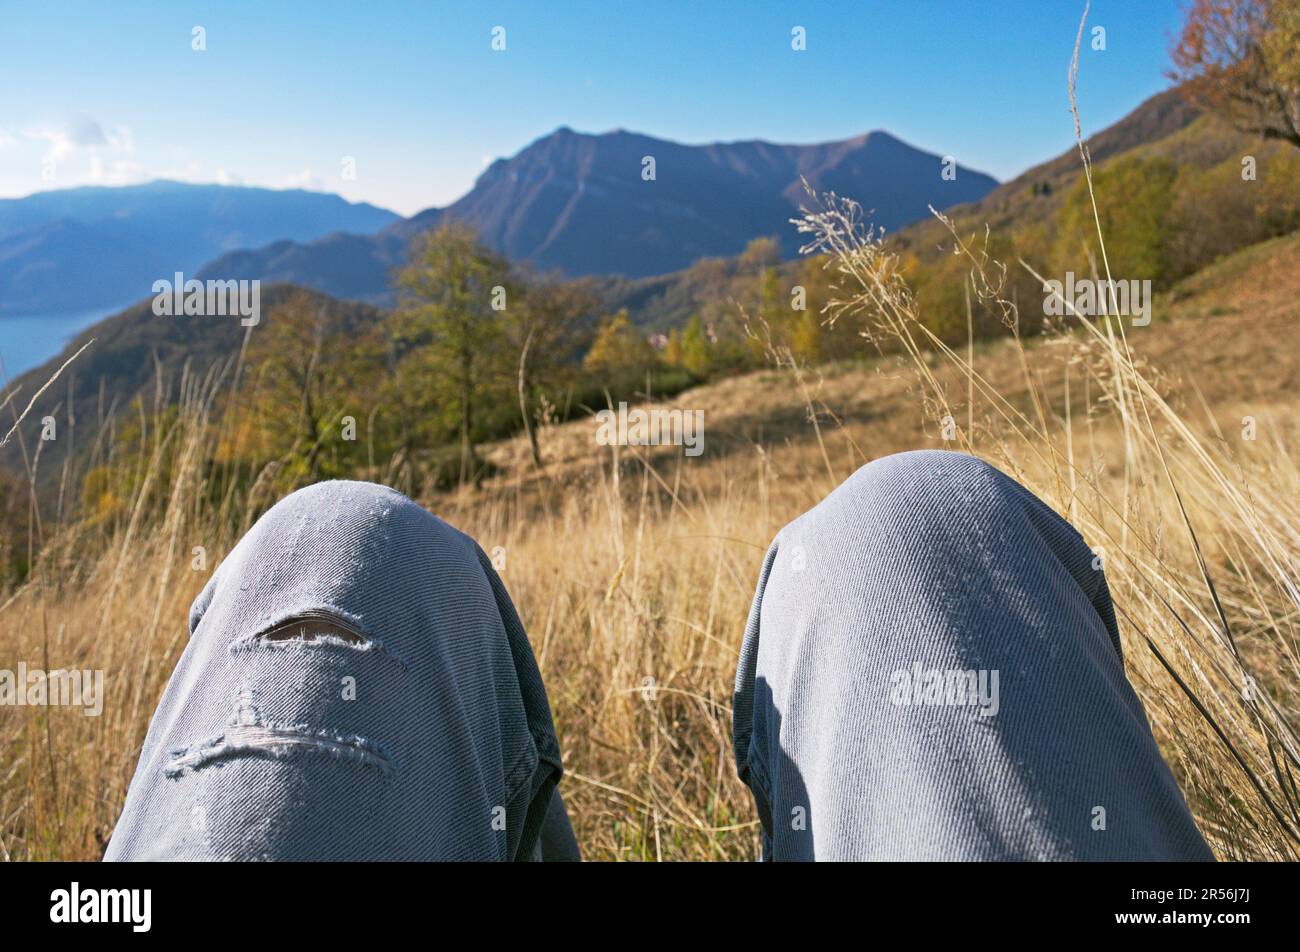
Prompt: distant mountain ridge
<box><xmin>584</xmin><ymin>88</ymin><xmax>1208</xmax><ymax>331</ymax></box>
<box><xmin>2</xmin><ymin>87</ymin><xmax>1231</xmax><ymax>487</ymax></box>
<box><xmin>195</xmin><ymin>127</ymin><xmax>999</xmax><ymax>300</ymax></box>
<box><xmin>0</xmin><ymin>181</ymin><xmax>399</xmax><ymax>315</ymax></box>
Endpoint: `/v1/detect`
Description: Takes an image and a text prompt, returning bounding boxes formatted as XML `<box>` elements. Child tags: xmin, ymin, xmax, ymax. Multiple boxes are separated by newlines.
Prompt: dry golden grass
<box><xmin>3</xmin><ymin>217</ymin><xmax>1299</xmax><ymax>861</ymax></box>
<box><xmin>3</xmin><ymin>241</ymin><xmax>1298</xmax><ymax>861</ymax></box>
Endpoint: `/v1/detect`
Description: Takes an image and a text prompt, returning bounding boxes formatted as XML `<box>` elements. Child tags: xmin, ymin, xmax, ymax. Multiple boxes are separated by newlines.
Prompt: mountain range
<box><xmin>196</xmin><ymin>127</ymin><xmax>999</xmax><ymax>302</ymax></box>
<box><xmin>0</xmin><ymin>182</ymin><xmax>399</xmax><ymax>315</ymax></box>
<box><xmin>1</xmin><ymin>129</ymin><xmax>998</xmax><ymax>323</ymax></box>
<box><xmin>2</xmin><ymin>87</ymin><xmax>1220</xmax><ymax>487</ymax></box>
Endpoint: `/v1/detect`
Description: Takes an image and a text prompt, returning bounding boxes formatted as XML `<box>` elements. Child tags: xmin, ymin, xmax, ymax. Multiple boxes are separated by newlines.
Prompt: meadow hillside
<box><xmin>2</xmin><ymin>229</ymin><xmax>1297</xmax><ymax>860</ymax></box>
<box><xmin>603</xmin><ymin>90</ymin><xmax>1299</xmax><ymax>337</ymax></box>
<box><xmin>8</xmin><ymin>84</ymin><xmax>1294</xmax><ymax>523</ymax></box>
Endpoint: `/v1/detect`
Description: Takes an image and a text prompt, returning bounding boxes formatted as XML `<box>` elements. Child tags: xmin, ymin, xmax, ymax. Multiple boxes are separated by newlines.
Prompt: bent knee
<box><xmin>771</xmin><ymin>449</ymin><xmax>1100</xmax><ymax>597</ymax></box>
<box><xmin>242</xmin><ymin>479</ymin><xmax>476</xmax><ymax>570</ymax></box>
<box><xmin>810</xmin><ymin>450</ymin><xmax>1024</xmax><ymax>541</ymax></box>
<box><xmin>190</xmin><ymin>480</ymin><xmax>479</xmax><ymax>635</ymax></box>
<box><xmin>784</xmin><ymin>450</ymin><xmax>1106</xmax><ymax>636</ymax></box>
<box><xmin>267</xmin><ymin>479</ymin><xmax>412</xmax><ymax>524</ymax></box>
<box><xmin>244</xmin><ymin>479</ymin><xmax>453</xmax><ymax>552</ymax></box>
<box><xmin>847</xmin><ymin>449</ymin><xmax>1009</xmax><ymax>499</ymax></box>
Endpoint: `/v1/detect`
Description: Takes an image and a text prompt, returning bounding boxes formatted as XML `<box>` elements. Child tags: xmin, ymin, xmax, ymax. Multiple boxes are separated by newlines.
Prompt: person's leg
<box><xmin>105</xmin><ymin>480</ymin><xmax>577</xmax><ymax>861</ymax></box>
<box><xmin>733</xmin><ymin>450</ymin><xmax>1214</xmax><ymax>861</ymax></box>
<box><xmin>531</xmin><ymin>789</ymin><xmax>582</xmax><ymax>862</ymax></box>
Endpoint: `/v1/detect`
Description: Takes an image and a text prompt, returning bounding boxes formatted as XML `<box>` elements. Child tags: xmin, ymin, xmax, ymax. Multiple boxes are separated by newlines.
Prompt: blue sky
<box><xmin>0</xmin><ymin>0</ymin><xmax>1187</xmax><ymax>216</ymax></box>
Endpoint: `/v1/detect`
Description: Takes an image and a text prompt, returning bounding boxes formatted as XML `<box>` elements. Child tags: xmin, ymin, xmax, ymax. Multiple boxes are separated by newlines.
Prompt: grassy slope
<box><xmin>0</xmin><ymin>86</ymin><xmax>1246</xmax><ymax>473</ymax></box>
<box><xmin>448</xmin><ymin>231</ymin><xmax>1300</xmax><ymax>860</ymax></box>
<box><xmin>5</xmin><ymin>228</ymin><xmax>1293</xmax><ymax>860</ymax></box>
<box><xmin>479</xmin><ymin>231</ymin><xmax>1300</xmax><ymax>496</ymax></box>
<box><xmin>2</xmin><ymin>286</ymin><xmax>384</xmax><ymax>495</ymax></box>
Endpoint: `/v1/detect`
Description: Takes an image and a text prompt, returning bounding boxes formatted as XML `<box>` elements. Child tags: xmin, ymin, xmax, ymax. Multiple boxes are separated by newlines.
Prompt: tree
<box><xmin>243</xmin><ymin>290</ymin><xmax>375</xmax><ymax>484</ymax></box>
<box><xmin>504</xmin><ymin>276</ymin><xmax>595</xmax><ymax>467</ymax></box>
<box><xmin>582</xmin><ymin>310</ymin><xmax>655</xmax><ymax>378</ymax></box>
<box><xmin>1054</xmin><ymin>156</ymin><xmax>1178</xmax><ymax>287</ymax></box>
<box><xmin>394</xmin><ymin>223</ymin><xmax>509</xmax><ymax>485</ymax></box>
<box><xmin>737</xmin><ymin>236</ymin><xmax>781</xmax><ymax>272</ymax></box>
<box><xmin>1171</xmin><ymin>0</ymin><xmax>1300</xmax><ymax>148</ymax></box>
<box><xmin>676</xmin><ymin>314</ymin><xmax>714</xmax><ymax>377</ymax></box>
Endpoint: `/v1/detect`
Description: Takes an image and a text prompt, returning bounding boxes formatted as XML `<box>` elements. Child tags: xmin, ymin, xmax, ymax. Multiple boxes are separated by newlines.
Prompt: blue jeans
<box><xmin>733</xmin><ymin>450</ymin><xmax>1214</xmax><ymax>860</ymax></box>
<box><xmin>105</xmin><ymin>480</ymin><xmax>577</xmax><ymax>861</ymax></box>
<box><xmin>107</xmin><ymin>452</ymin><xmax>1211</xmax><ymax>860</ymax></box>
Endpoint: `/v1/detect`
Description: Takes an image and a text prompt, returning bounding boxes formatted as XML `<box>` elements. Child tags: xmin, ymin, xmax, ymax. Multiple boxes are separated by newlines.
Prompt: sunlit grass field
<box><xmin>3</xmin><ymin>217</ymin><xmax>1299</xmax><ymax>860</ymax></box>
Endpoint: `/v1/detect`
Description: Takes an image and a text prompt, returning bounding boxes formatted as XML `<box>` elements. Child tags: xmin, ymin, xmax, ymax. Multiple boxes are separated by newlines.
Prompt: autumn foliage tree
<box><xmin>394</xmin><ymin>223</ymin><xmax>510</xmax><ymax>485</ymax></box>
<box><xmin>583</xmin><ymin>310</ymin><xmax>655</xmax><ymax>380</ymax></box>
<box><xmin>1171</xmin><ymin>0</ymin><xmax>1300</xmax><ymax>147</ymax></box>
<box><xmin>242</xmin><ymin>290</ymin><xmax>379</xmax><ymax>484</ymax></box>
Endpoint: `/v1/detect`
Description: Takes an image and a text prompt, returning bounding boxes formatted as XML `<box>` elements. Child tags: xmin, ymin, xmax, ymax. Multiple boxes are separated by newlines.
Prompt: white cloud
<box><xmin>283</xmin><ymin>168</ymin><xmax>322</xmax><ymax>190</ymax></box>
<box><xmin>25</xmin><ymin>125</ymin><xmax>78</xmax><ymax>162</ymax></box>
<box><xmin>156</xmin><ymin>159</ymin><xmax>203</xmax><ymax>182</ymax></box>
<box><xmin>104</xmin><ymin>124</ymin><xmax>134</xmax><ymax>154</ymax></box>
<box><xmin>85</xmin><ymin>155</ymin><xmax>148</xmax><ymax>186</ymax></box>
<box><xmin>0</xmin><ymin>118</ymin><xmax>389</xmax><ymax>203</ymax></box>
<box><xmin>23</xmin><ymin>118</ymin><xmax>135</xmax><ymax>165</ymax></box>
<box><xmin>71</xmin><ymin>119</ymin><xmax>107</xmax><ymax>148</ymax></box>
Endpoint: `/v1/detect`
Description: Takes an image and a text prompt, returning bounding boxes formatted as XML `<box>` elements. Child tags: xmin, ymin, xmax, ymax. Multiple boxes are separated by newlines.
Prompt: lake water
<box><xmin>0</xmin><ymin>309</ymin><xmax>115</xmax><ymax>379</ymax></box>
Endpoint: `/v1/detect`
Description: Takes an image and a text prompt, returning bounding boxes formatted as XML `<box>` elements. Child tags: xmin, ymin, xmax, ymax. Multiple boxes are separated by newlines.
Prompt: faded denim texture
<box><xmin>734</xmin><ymin>450</ymin><xmax>1215</xmax><ymax>861</ymax></box>
<box><xmin>106</xmin><ymin>480</ymin><xmax>575</xmax><ymax>861</ymax></box>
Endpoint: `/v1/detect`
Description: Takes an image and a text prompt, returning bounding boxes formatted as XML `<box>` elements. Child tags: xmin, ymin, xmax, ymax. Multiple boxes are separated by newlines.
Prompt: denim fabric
<box><xmin>733</xmin><ymin>450</ymin><xmax>1214</xmax><ymax>861</ymax></box>
<box><xmin>106</xmin><ymin>480</ymin><xmax>573</xmax><ymax>861</ymax></box>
